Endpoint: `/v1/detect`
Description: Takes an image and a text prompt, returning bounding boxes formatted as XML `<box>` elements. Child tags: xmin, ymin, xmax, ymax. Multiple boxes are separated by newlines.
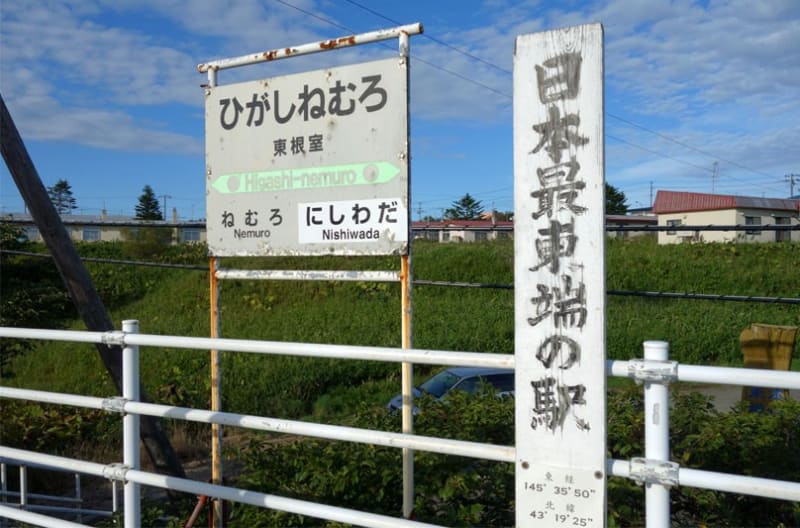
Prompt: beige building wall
<box><xmin>22</xmin><ymin>224</ymin><xmax>206</xmax><ymax>244</ymax></box>
<box><xmin>658</xmin><ymin>208</ymin><xmax>798</xmax><ymax>244</ymax></box>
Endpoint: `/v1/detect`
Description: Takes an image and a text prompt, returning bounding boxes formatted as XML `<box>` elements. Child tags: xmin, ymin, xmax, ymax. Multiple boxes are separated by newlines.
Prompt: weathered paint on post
<box><xmin>513</xmin><ymin>24</ymin><xmax>606</xmax><ymax>527</ymax></box>
<box><xmin>209</xmin><ymin>257</ymin><xmax>223</xmax><ymax>528</ymax></box>
<box><xmin>198</xmin><ymin>23</ymin><xmax>422</xmax><ymax>73</ymax></box>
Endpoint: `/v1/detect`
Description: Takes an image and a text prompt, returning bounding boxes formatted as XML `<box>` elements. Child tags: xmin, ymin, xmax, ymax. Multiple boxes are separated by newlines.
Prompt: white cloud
<box><xmin>0</xmin><ymin>0</ymin><xmax>797</xmax><ymax>189</ymax></box>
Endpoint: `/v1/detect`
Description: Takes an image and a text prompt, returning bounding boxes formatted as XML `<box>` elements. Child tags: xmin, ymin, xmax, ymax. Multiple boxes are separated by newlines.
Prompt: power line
<box><xmin>342</xmin><ymin>0</ymin><xmax>512</xmax><ymax>76</ymax></box>
<box><xmin>277</xmin><ymin>0</ymin><xmax>784</xmax><ymax>198</ymax></box>
<box><xmin>607</xmin><ymin>113</ymin><xmax>776</xmax><ymax>181</ymax></box>
<box><xmin>275</xmin><ymin>0</ymin><xmax>511</xmax><ymax>98</ymax></box>
<box><xmin>274</xmin><ymin>0</ymin><xmax>352</xmax><ymax>33</ymax></box>
<box><xmin>607</xmin><ymin>134</ymin><xmax>713</xmax><ymax>174</ymax></box>
<box><xmin>7</xmin><ymin>249</ymin><xmax>796</xmax><ymax>306</ymax></box>
<box><xmin>340</xmin><ymin>0</ymin><xmax>784</xmax><ymax>190</ymax></box>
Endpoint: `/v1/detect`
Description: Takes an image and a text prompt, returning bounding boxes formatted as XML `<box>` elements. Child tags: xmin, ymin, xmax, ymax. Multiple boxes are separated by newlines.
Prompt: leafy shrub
<box><xmin>229</xmin><ymin>386</ymin><xmax>799</xmax><ymax>527</ymax></box>
<box><xmin>0</xmin><ymin>224</ymin><xmax>73</xmax><ymax>371</ymax></box>
<box><xmin>0</xmin><ymin>400</ymin><xmax>121</xmax><ymax>456</ymax></box>
<box><xmin>121</xmin><ymin>226</ymin><xmax>174</xmax><ymax>259</ymax></box>
<box><xmin>231</xmin><ymin>389</ymin><xmax>515</xmax><ymax>527</ymax></box>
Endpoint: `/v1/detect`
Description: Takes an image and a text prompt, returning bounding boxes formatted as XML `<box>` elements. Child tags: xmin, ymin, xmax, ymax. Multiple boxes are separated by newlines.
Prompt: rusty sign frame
<box><xmin>202</xmin><ymin>25</ymin><xmax>421</xmax><ymax>257</ymax></box>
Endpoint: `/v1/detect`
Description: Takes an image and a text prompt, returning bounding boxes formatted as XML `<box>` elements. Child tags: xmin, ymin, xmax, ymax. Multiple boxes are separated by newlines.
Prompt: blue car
<box><xmin>387</xmin><ymin>366</ymin><xmax>514</xmax><ymax>414</ymax></box>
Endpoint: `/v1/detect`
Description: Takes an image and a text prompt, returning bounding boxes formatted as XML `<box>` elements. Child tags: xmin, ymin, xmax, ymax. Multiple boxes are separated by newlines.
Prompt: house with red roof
<box><xmin>652</xmin><ymin>190</ymin><xmax>799</xmax><ymax>244</ymax></box>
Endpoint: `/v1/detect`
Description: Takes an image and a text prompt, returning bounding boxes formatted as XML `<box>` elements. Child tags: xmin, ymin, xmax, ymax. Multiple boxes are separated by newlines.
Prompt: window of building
<box><xmin>666</xmin><ymin>219</ymin><xmax>682</xmax><ymax>235</ymax></box>
<box><xmin>426</xmin><ymin>230</ymin><xmax>439</xmax><ymax>241</ymax></box>
<box><xmin>82</xmin><ymin>228</ymin><xmax>100</xmax><ymax>241</ymax></box>
<box><xmin>474</xmin><ymin>231</ymin><xmax>488</xmax><ymax>241</ymax></box>
<box><xmin>181</xmin><ymin>228</ymin><xmax>201</xmax><ymax>242</ymax></box>
<box><xmin>442</xmin><ymin>231</ymin><xmax>450</xmax><ymax>242</ymax></box>
<box><xmin>744</xmin><ymin>216</ymin><xmax>761</xmax><ymax>235</ymax></box>
<box><xmin>775</xmin><ymin>216</ymin><xmax>790</xmax><ymax>242</ymax></box>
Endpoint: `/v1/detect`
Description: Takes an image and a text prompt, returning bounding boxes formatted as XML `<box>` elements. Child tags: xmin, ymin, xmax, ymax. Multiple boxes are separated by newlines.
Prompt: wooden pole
<box><xmin>400</xmin><ymin>254</ymin><xmax>414</xmax><ymax>518</ymax></box>
<box><xmin>0</xmin><ymin>93</ymin><xmax>186</xmax><ymax>481</ymax></box>
<box><xmin>209</xmin><ymin>257</ymin><xmax>223</xmax><ymax>527</ymax></box>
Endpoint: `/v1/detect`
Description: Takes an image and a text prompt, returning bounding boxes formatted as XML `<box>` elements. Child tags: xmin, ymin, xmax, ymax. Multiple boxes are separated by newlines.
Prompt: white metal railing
<box><xmin>0</xmin><ymin>461</ymin><xmax>117</xmax><ymax>524</ymax></box>
<box><xmin>1</xmin><ymin>326</ymin><xmax>799</xmax><ymax>528</ymax></box>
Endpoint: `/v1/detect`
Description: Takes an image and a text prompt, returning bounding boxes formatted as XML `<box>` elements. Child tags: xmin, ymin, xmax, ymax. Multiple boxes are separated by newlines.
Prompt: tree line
<box><xmin>425</xmin><ymin>183</ymin><xmax>628</xmax><ymax>221</ymax></box>
<box><xmin>46</xmin><ymin>179</ymin><xmax>166</xmax><ymax>220</ymax></box>
<box><xmin>44</xmin><ymin>179</ymin><xmax>629</xmax><ymax>222</ymax></box>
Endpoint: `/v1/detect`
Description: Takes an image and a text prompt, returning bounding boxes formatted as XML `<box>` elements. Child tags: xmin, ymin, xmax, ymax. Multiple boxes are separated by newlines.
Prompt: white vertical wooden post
<box><xmin>122</xmin><ymin>319</ymin><xmax>141</xmax><ymax>528</ymax></box>
<box><xmin>644</xmin><ymin>340</ymin><xmax>670</xmax><ymax>527</ymax></box>
<box><xmin>514</xmin><ymin>23</ymin><xmax>606</xmax><ymax>527</ymax></box>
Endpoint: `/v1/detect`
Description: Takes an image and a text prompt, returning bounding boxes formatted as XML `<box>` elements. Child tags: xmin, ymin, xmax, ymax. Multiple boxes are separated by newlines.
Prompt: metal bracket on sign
<box><xmin>629</xmin><ymin>457</ymin><xmax>679</xmax><ymax>487</ymax></box>
<box><xmin>103</xmin><ymin>463</ymin><xmax>130</xmax><ymax>482</ymax></box>
<box><xmin>627</xmin><ymin>359</ymin><xmax>678</xmax><ymax>385</ymax></box>
<box><xmin>101</xmin><ymin>396</ymin><xmax>128</xmax><ymax>414</ymax></box>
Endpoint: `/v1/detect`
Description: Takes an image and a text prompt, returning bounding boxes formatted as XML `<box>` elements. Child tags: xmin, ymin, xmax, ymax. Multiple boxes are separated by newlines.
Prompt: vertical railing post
<box><xmin>644</xmin><ymin>340</ymin><xmax>670</xmax><ymax>528</ymax></box>
<box><xmin>0</xmin><ymin>462</ymin><xmax>6</xmax><ymax>528</ymax></box>
<box><xmin>122</xmin><ymin>319</ymin><xmax>141</xmax><ymax>528</ymax></box>
<box><xmin>75</xmin><ymin>473</ymin><xmax>82</xmax><ymax>523</ymax></box>
<box><xmin>18</xmin><ymin>465</ymin><xmax>26</xmax><ymax>510</ymax></box>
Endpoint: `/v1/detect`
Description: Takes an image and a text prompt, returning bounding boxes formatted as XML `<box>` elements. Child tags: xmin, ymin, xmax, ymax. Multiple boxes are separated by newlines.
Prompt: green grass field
<box><xmin>2</xmin><ymin>235</ymin><xmax>799</xmax><ymax>526</ymax></box>
<box><xmin>2</xmin><ymin>236</ymin><xmax>798</xmax><ymax>420</ymax></box>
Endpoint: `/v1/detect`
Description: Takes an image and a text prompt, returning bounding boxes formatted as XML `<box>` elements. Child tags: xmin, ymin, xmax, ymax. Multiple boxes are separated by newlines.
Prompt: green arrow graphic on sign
<box><xmin>211</xmin><ymin>161</ymin><xmax>401</xmax><ymax>194</ymax></box>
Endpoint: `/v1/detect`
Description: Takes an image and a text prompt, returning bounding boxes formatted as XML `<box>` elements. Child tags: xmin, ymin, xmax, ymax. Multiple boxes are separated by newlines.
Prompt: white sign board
<box><xmin>514</xmin><ymin>24</ymin><xmax>606</xmax><ymax>527</ymax></box>
<box><xmin>205</xmin><ymin>58</ymin><xmax>408</xmax><ymax>256</ymax></box>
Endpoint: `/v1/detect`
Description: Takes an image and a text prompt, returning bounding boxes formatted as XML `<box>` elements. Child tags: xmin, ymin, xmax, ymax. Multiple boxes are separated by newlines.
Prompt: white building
<box><xmin>3</xmin><ymin>210</ymin><xmax>206</xmax><ymax>244</ymax></box>
<box><xmin>652</xmin><ymin>190</ymin><xmax>799</xmax><ymax>244</ymax></box>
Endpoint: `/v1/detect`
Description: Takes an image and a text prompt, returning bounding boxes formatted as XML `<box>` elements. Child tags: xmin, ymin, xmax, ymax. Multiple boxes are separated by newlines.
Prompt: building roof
<box><xmin>1</xmin><ymin>213</ymin><xmax>204</xmax><ymax>227</ymax></box>
<box><xmin>605</xmin><ymin>214</ymin><xmax>656</xmax><ymax>224</ymax></box>
<box><xmin>653</xmin><ymin>190</ymin><xmax>800</xmax><ymax>214</ymax></box>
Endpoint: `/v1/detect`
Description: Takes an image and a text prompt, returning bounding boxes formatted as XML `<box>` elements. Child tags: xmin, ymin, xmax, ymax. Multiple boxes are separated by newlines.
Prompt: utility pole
<box><xmin>712</xmin><ymin>161</ymin><xmax>719</xmax><ymax>194</ymax></box>
<box><xmin>786</xmin><ymin>174</ymin><xmax>798</xmax><ymax>198</ymax></box>
<box><xmin>1</xmin><ymin>94</ymin><xmax>186</xmax><ymax>483</ymax></box>
<box><xmin>160</xmin><ymin>194</ymin><xmax>172</xmax><ymax>219</ymax></box>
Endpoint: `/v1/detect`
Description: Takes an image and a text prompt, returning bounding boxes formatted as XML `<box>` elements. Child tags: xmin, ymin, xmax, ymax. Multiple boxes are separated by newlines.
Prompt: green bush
<box><xmin>229</xmin><ymin>387</ymin><xmax>800</xmax><ymax>527</ymax></box>
<box><xmin>606</xmin><ymin>386</ymin><xmax>800</xmax><ymax>527</ymax></box>
<box><xmin>231</xmin><ymin>388</ymin><xmax>515</xmax><ymax>527</ymax></box>
<box><xmin>2</xmin><ymin>237</ymin><xmax>799</xmax><ymax>526</ymax></box>
<box><xmin>0</xmin><ymin>400</ymin><xmax>121</xmax><ymax>456</ymax></box>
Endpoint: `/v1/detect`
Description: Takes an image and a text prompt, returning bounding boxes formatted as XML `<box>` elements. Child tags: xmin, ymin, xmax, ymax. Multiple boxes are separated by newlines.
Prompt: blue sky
<box><xmin>1</xmin><ymin>0</ymin><xmax>798</xmax><ymax>221</ymax></box>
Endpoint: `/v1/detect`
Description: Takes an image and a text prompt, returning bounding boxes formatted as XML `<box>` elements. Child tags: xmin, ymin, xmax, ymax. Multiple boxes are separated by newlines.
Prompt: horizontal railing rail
<box><xmin>0</xmin><ymin>459</ymin><xmax>117</xmax><ymax>526</ymax></box>
<box><xmin>0</xmin><ymin>326</ymin><xmax>514</xmax><ymax>368</ymax></box>
<box><xmin>1</xmin><ymin>326</ymin><xmax>799</xmax><ymax>527</ymax></box>
<box><xmin>0</xmin><ymin>446</ymin><xmax>440</xmax><ymax>528</ymax></box>
<box><xmin>0</xmin><ymin>387</ymin><xmax>514</xmax><ymax>463</ymax></box>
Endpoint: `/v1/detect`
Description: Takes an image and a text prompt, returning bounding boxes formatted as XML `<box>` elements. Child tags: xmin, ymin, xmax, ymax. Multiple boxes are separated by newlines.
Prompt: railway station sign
<box><xmin>205</xmin><ymin>57</ymin><xmax>409</xmax><ymax>256</ymax></box>
<box><xmin>513</xmin><ymin>23</ymin><xmax>607</xmax><ymax>527</ymax></box>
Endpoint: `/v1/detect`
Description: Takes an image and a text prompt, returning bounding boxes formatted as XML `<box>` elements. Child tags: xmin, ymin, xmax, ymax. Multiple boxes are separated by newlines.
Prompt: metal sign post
<box><xmin>209</xmin><ymin>256</ymin><xmax>222</xmax><ymax>527</ymax></box>
<box><xmin>513</xmin><ymin>23</ymin><xmax>607</xmax><ymax>527</ymax></box>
